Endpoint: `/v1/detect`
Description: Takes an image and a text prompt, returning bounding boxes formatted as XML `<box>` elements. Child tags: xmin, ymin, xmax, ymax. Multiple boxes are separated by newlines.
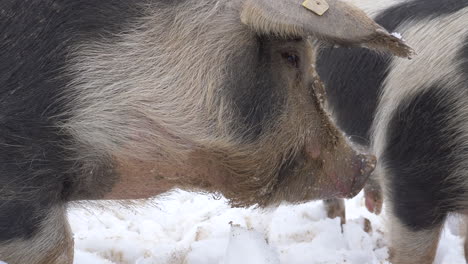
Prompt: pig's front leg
<box><xmin>364</xmin><ymin>173</ymin><xmax>383</xmax><ymax>215</ymax></box>
<box><xmin>323</xmin><ymin>198</ymin><xmax>346</xmax><ymax>226</ymax></box>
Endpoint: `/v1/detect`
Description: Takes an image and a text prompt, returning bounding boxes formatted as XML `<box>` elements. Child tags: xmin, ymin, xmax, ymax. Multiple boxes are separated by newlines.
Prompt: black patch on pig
<box><xmin>225</xmin><ymin>36</ymin><xmax>286</xmax><ymax>141</ymax></box>
<box><xmin>375</xmin><ymin>0</ymin><xmax>468</xmax><ymax>32</ymax></box>
<box><xmin>316</xmin><ymin>47</ymin><xmax>390</xmax><ymax>146</ymax></box>
<box><xmin>0</xmin><ymin>0</ymin><xmax>146</xmax><ymax>240</ymax></box>
<box><xmin>315</xmin><ymin>10</ymin><xmax>398</xmax><ymax>146</ymax></box>
<box><xmin>0</xmin><ymin>201</ymin><xmax>50</xmax><ymax>241</ymax></box>
<box><xmin>383</xmin><ymin>85</ymin><xmax>464</xmax><ymax>231</ymax></box>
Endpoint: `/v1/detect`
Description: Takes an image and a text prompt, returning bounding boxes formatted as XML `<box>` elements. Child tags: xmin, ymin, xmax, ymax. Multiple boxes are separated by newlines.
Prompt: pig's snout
<box><xmin>346</xmin><ymin>154</ymin><xmax>376</xmax><ymax>198</ymax></box>
<box><xmin>303</xmin><ymin>139</ymin><xmax>376</xmax><ymax>199</ymax></box>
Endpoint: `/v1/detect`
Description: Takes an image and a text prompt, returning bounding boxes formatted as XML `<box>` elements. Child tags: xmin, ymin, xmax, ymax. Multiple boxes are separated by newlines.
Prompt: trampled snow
<box><xmin>68</xmin><ymin>190</ymin><xmax>466</xmax><ymax>264</ymax></box>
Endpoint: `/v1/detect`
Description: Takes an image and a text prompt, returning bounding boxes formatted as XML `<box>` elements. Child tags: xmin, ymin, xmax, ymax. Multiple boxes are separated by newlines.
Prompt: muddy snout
<box><xmin>304</xmin><ymin>140</ymin><xmax>377</xmax><ymax>199</ymax></box>
<box><xmin>345</xmin><ymin>154</ymin><xmax>377</xmax><ymax>198</ymax></box>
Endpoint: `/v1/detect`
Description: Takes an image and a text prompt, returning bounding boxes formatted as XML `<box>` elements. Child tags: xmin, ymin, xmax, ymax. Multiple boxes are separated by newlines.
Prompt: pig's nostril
<box><xmin>359</xmin><ymin>154</ymin><xmax>377</xmax><ymax>176</ymax></box>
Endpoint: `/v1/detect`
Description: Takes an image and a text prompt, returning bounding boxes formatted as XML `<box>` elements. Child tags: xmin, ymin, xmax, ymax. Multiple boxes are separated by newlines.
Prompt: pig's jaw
<box><xmin>262</xmin><ymin>168</ymin><xmax>368</xmax><ymax>206</ymax></box>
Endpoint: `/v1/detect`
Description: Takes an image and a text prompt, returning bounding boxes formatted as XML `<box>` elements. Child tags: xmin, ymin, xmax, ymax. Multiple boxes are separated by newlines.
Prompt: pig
<box><xmin>0</xmin><ymin>0</ymin><xmax>411</xmax><ymax>263</ymax></box>
<box><xmin>316</xmin><ymin>0</ymin><xmax>468</xmax><ymax>262</ymax></box>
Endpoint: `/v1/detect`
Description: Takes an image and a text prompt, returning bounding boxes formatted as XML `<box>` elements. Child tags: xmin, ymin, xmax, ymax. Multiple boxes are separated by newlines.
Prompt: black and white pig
<box><xmin>0</xmin><ymin>0</ymin><xmax>413</xmax><ymax>263</ymax></box>
<box><xmin>317</xmin><ymin>0</ymin><xmax>468</xmax><ymax>263</ymax></box>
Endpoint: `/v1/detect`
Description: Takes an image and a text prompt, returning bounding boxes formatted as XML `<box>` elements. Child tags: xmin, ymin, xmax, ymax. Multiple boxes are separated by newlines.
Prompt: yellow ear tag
<box><xmin>302</xmin><ymin>0</ymin><xmax>329</xmax><ymax>16</ymax></box>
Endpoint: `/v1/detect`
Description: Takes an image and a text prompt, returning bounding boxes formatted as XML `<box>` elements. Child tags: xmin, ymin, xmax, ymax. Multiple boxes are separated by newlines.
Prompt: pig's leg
<box><xmin>0</xmin><ymin>204</ymin><xmax>73</xmax><ymax>264</ymax></box>
<box><xmin>323</xmin><ymin>198</ymin><xmax>346</xmax><ymax>225</ymax></box>
<box><xmin>465</xmin><ymin>237</ymin><xmax>468</xmax><ymax>263</ymax></box>
<box><xmin>463</xmin><ymin>215</ymin><xmax>468</xmax><ymax>262</ymax></box>
<box><xmin>388</xmin><ymin>216</ymin><xmax>443</xmax><ymax>264</ymax></box>
<box><xmin>364</xmin><ymin>173</ymin><xmax>383</xmax><ymax>215</ymax></box>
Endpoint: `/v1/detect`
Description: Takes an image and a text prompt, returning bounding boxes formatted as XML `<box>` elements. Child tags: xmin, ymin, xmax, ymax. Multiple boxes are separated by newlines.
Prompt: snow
<box><xmin>224</xmin><ymin>226</ymin><xmax>279</xmax><ymax>264</ymax></box>
<box><xmin>391</xmin><ymin>32</ymin><xmax>403</xmax><ymax>40</ymax></box>
<box><xmin>68</xmin><ymin>190</ymin><xmax>466</xmax><ymax>264</ymax></box>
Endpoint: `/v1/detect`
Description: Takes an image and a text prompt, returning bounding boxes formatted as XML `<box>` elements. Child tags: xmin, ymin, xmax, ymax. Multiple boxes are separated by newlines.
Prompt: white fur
<box><xmin>64</xmin><ymin>0</ymin><xmax>251</xmax><ymax>162</ymax></box>
<box><xmin>386</xmin><ymin>213</ymin><xmax>443</xmax><ymax>263</ymax></box>
<box><xmin>348</xmin><ymin>0</ymin><xmax>404</xmax><ymax>17</ymax></box>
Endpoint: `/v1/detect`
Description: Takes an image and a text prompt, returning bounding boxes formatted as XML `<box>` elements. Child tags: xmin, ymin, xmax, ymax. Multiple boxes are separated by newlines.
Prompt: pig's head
<box><xmin>70</xmin><ymin>0</ymin><xmax>411</xmax><ymax>206</ymax></box>
<box><xmin>189</xmin><ymin>0</ymin><xmax>409</xmax><ymax>206</ymax></box>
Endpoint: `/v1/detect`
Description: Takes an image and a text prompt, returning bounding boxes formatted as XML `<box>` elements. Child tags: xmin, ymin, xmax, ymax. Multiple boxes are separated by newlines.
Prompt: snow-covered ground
<box><xmin>69</xmin><ymin>190</ymin><xmax>467</xmax><ymax>264</ymax></box>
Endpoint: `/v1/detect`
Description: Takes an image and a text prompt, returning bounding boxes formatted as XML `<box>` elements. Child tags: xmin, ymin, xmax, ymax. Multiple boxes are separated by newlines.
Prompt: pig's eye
<box><xmin>282</xmin><ymin>52</ymin><xmax>300</xmax><ymax>68</ymax></box>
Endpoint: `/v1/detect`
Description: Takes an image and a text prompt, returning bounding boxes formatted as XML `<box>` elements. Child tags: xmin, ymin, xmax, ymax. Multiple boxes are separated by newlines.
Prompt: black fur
<box><xmin>375</xmin><ymin>0</ymin><xmax>468</xmax><ymax>32</ymax></box>
<box><xmin>226</xmin><ymin>37</ymin><xmax>315</xmax><ymax>141</ymax></box>
<box><xmin>316</xmin><ymin>47</ymin><xmax>390</xmax><ymax>145</ymax></box>
<box><xmin>0</xmin><ymin>0</ymin><xmax>144</xmax><ymax>241</ymax></box>
<box><xmin>383</xmin><ymin>85</ymin><xmax>466</xmax><ymax>230</ymax></box>
<box><xmin>225</xmin><ymin>37</ymin><xmax>286</xmax><ymax>141</ymax></box>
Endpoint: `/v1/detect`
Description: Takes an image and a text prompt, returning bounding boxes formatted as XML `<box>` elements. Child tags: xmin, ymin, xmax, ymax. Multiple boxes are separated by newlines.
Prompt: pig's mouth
<box><xmin>336</xmin><ymin>170</ymin><xmax>370</xmax><ymax>199</ymax></box>
<box><xmin>317</xmin><ymin>172</ymin><xmax>368</xmax><ymax>199</ymax></box>
<box><xmin>329</xmin><ymin>154</ymin><xmax>376</xmax><ymax>199</ymax></box>
<box><xmin>273</xmin><ymin>153</ymin><xmax>376</xmax><ymax>201</ymax></box>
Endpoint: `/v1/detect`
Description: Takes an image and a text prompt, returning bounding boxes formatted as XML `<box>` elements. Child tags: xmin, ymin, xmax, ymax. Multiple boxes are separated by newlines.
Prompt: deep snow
<box><xmin>68</xmin><ymin>190</ymin><xmax>467</xmax><ymax>264</ymax></box>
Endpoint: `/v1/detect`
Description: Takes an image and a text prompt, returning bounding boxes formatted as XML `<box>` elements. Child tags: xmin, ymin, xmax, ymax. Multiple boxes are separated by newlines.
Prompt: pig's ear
<box><xmin>239</xmin><ymin>0</ymin><xmax>414</xmax><ymax>58</ymax></box>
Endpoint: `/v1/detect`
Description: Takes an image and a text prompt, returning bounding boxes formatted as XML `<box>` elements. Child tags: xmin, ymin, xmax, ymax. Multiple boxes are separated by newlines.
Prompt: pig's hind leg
<box><xmin>387</xmin><ymin>219</ymin><xmax>443</xmax><ymax>264</ymax></box>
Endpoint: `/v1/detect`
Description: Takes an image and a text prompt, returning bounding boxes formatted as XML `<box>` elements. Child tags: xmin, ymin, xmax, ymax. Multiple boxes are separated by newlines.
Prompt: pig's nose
<box><xmin>358</xmin><ymin>154</ymin><xmax>377</xmax><ymax>177</ymax></box>
<box><xmin>345</xmin><ymin>153</ymin><xmax>377</xmax><ymax>198</ymax></box>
